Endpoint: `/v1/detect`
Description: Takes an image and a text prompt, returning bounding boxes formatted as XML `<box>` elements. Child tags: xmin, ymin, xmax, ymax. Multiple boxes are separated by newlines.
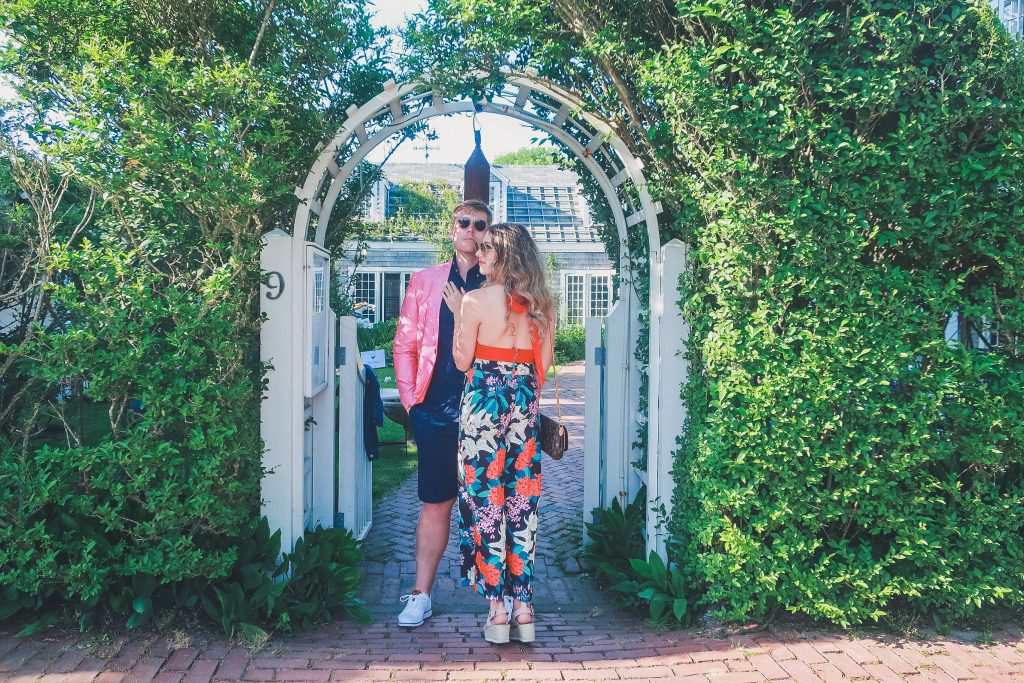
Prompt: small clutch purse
<box><xmin>539</xmin><ymin>412</ymin><xmax>568</xmax><ymax>460</ymax></box>
<box><xmin>539</xmin><ymin>356</ymin><xmax>568</xmax><ymax>459</ymax></box>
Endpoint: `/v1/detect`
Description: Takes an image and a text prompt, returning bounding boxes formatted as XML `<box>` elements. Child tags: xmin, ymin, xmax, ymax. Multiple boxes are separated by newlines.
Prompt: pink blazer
<box><xmin>393</xmin><ymin>262</ymin><xmax>452</xmax><ymax>411</ymax></box>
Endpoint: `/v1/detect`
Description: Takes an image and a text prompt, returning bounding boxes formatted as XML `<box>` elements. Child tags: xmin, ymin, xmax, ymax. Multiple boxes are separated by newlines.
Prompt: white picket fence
<box><xmin>336</xmin><ymin>316</ymin><xmax>373</xmax><ymax>541</ymax></box>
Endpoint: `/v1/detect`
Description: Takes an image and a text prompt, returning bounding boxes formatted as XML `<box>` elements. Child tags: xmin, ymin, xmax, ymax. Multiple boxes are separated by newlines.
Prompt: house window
<box><xmin>992</xmin><ymin>0</ymin><xmax>1024</xmax><ymax>36</ymax></box>
<box><xmin>589</xmin><ymin>274</ymin><xmax>610</xmax><ymax>318</ymax></box>
<box><xmin>946</xmin><ymin>311</ymin><xmax>1002</xmax><ymax>351</ymax></box>
<box><xmin>564</xmin><ymin>274</ymin><xmax>585</xmax><ymax>326</ymax></box>
<box><xmin>562</xmin><ymin>271</ymin><xmax>614</xmax><ymax>325</ymax></box>
<box><xmin>352</xmin><ymin>272</ymin><xmax>377</xmax><ymax>322</ymax></box>
<box><xmin>382</xmin><ymin>273</ymin><xmax>402</xmax><ymax>322</ymax></box>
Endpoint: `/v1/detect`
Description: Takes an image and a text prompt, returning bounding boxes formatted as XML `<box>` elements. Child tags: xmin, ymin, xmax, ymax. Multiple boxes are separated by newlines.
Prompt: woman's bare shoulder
<box><xmin>469</xmin><ymin>284</ymin><xmax>505</xmax><ymax>302</ymax></box>
<box><xmin>462</xmin><ymin>286</ymin><xmax>497</xmax><ymax>309</ymax></box>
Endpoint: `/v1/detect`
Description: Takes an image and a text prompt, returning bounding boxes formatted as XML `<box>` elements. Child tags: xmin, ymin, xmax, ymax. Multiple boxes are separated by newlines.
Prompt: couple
<box><xmin>393</xmin><ymin>199</ymin><xmax>555</xmax><ymax>644</ymax></box>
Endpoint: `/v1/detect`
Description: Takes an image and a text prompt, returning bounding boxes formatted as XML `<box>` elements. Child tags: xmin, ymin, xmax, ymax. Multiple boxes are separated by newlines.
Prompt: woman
<box><xmin>443</xmin><ymin>222</ymin><xmax>555</xmax><ymax>644</ymax></box>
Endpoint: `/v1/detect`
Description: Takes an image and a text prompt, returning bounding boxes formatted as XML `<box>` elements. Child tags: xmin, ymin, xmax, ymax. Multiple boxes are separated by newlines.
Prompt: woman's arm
<box><xmin>453</xmin><ymin>292</ymin><xmax>480</xmax><ymax>372</ymax></box>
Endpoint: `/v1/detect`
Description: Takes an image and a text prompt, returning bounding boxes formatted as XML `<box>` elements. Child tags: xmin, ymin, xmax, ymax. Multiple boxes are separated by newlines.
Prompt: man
<box><xmin>393</xmin><ymin>199</ymin><xmax>491</xmax><ymax>627</ymax></box>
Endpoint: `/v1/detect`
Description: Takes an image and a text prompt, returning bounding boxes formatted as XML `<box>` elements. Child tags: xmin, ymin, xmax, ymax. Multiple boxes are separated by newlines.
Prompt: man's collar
<box><xmin>450</xmin><ymin>256</ymin><xmax>482</xmax><ymax>280</ymax></box>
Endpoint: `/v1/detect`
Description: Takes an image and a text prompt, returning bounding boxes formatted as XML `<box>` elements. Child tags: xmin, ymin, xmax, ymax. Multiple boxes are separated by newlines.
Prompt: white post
<box><xmin>260</xmin><ymin>229</ymin><xmax>302</xmax><ymax>555</ymax></box>
<box><xmin>646</xmin><ymin>239</ymin><xmax>689</xmax><ymax>561</ymax></box>
<box><xmin>582</xmin><ymin>316</ymin><xmax>605</xmax><ymax>544</ymax></box>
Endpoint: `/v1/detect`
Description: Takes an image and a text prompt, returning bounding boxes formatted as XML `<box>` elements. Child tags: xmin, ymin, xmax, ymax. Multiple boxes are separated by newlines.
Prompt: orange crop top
<box><xmin>471</xmin><ymin>293</ymin><xmax>546</xmax><ymax>387</ymax></box>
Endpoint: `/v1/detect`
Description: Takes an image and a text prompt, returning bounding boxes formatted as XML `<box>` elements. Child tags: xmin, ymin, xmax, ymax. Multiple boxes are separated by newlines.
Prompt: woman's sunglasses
<box><xmin>455</xmin><ymin>216</ymin><xmax>488</xmax><ymax>231</ymax></box>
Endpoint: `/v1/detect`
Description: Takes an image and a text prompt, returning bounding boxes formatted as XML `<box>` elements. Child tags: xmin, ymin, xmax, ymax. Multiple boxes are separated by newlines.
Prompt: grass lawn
<box><xmin>371</xmin><ymin>365</ymin><xmax>418</xmax><ymax>500</ymax></box>
<box><xmin>372</xmin><ymin>440</ymin><xmax>418</xmax><ymax>501</ymax></box>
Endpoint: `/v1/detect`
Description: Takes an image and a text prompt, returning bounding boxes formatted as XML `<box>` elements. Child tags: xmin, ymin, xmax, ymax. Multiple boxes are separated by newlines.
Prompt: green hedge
<box><xmin>357</xmin><ymin>318</ymin><xmax>399</xmax><ymax>365</ymax></box>
<box><xmin>555</xmin><ymin>324</ymin><xmax>586</xmax><ymax>364</ymax></box>
<box><xmin>647</xmin><ymin>1</ymin><xmax>1024</xmax><ymax>624</ymax></box>
<box><xmin>0</xmin><ymin>0</ymin><xmax>388</xmax><ymax>634</ymax></box>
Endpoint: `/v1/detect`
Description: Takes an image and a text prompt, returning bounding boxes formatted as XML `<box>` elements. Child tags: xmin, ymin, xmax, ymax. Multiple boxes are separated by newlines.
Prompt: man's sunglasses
<box><xmin>455</xmin><ymin>216</ymin><xmax>488</xmax><ymax>231</ymax></box>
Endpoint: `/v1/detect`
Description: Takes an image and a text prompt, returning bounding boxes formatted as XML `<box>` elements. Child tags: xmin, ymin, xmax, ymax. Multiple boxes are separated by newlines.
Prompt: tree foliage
<box><xmin>407</xmin><ymin>0</ymin><xmax>1024</xmax><ymax>624</ymax></box>
<box><xmin>493</xmin><ymin>146</ymin><xmax>564</xmax><ymax>166</ymax></box>
<box><xmin>348</xmin><ymin>179</ymin><xmax>457</xmax><ymax>261</ymax></box>
<box><xmin>0</xmin><ymin>0</ymin><xmax>390</xmax><ymax>631</ymax></box>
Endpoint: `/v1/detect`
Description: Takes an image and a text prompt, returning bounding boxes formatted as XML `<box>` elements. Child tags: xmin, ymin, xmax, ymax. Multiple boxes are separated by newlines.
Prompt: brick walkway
<box><xmin>361</xmin><ymin>361</ymin><xmax>602</xmax><ymax>618</ymax></box>
<box><xmin>3</xmin><ymin>363</ymin><xmax>1024</xmax><ymax>682</ymax></box>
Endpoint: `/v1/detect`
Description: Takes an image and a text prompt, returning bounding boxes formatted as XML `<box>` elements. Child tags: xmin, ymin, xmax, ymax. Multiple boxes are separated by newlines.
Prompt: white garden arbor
<box><xmin>259</xmin><ymin>71</ymin><xmax>689</xmax><ymax>560</ymax></box>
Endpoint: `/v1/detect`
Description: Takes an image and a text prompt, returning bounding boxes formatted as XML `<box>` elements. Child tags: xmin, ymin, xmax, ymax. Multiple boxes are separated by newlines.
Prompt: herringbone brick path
<box><xmin>3</xmin><ymin>363</ymin><xmax>1024</xmax><ymax>681</ymax></box>
<box><xmin>361</xmin><ymin>362</ymin><xmax>602</xmax><ymax>617</ymax></box>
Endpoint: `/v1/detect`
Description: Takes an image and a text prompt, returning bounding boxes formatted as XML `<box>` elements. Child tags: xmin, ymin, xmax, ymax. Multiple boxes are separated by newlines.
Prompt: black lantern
<box><xmin>463</xmin><ymin>113</ymin><xmax>490</xmax><ymax>203</ymax></box>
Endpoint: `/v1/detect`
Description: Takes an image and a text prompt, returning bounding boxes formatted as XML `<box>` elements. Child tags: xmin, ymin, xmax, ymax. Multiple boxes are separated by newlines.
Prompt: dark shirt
<box><xmin>418</xmin><ymin>258</ymin><xmax>485</xmax><ymax>424</ymax></box>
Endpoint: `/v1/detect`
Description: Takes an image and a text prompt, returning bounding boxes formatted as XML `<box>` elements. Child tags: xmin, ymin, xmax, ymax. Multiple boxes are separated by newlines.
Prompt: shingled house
<box><xmin>338</xmin><ymin>162</ymin><xmax>616</xmax><ymax>326</ymax></box>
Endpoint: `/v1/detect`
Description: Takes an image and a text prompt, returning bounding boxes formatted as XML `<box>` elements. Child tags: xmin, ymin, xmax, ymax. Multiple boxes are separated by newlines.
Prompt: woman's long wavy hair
<box><xmin>486</xmin><ymin>222</ymin><xmax>556</xmax><ymax>339</ymax></box>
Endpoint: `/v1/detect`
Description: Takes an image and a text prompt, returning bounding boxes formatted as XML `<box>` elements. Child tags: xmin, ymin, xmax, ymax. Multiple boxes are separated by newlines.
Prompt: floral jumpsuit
<box><xmin>457</xmin><ymin>348</ymin><xmax>542</xmax><ymax>603</ymax></box>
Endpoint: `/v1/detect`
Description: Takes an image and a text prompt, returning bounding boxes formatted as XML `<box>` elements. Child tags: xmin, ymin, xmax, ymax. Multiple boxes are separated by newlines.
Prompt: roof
<box><xmin>380</xmin><ymin>162</ymin><xmax>583</xmax><ymax>188</ymax></box>
<box><xmin>379</xmin><ymin>162</ymin><xmax>600</xmax><ymax>244</ymax></box>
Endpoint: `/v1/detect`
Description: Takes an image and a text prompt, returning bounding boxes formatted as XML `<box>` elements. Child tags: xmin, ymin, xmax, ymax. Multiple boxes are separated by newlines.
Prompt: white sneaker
<box><xmin>398</xmin><ymin>592</ymin><xmax>432</xmax><ymax>627</ymax></box>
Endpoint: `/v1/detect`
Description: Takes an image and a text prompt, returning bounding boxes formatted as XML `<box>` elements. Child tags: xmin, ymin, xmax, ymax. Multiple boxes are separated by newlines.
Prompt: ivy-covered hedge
<box><xmin>645</xmin><ymin>1</ymin><xmax>1024</xmax><ymax>624</ymax></box>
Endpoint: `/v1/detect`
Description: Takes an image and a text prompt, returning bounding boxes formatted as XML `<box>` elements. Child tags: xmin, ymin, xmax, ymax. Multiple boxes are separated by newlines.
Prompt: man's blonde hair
<box><xmin>452</xmin><ymin>199</ymin><xmax>492</xmax><ymax>224</ymax></box>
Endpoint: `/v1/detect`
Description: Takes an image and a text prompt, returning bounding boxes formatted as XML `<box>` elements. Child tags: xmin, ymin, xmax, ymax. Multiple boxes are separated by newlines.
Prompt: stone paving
<box><xmin>3</xmin><ymin>362</ymin><xmax>1024</xmax><ymax>682</ymax></box>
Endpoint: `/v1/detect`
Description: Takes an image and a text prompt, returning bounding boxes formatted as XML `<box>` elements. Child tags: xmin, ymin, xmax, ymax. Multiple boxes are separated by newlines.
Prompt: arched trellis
<box><xmin>293</xmin><ymin>70</ymin><xmax>661</xmax><ymax>268</ymax></box>
<box><xmin>269</xmin><ymin>70</ymin><xmax>683</xmax><ymax>558</ymax></box>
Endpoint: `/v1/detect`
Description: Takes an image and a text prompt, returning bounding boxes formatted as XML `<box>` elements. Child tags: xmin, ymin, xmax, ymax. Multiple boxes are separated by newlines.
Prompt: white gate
<box><xmin>271</xmin><ymin>73</ymin><xmax>674</xmax><ymax>559</ymax></box>
<box><xmin>336</xmin><ymin>316</ymin><xmax>373</xmax><ymax>540</ymax></box>
<box><xmin>582</xmin><ymin>290</ymin><xmax>644</xmax><ymax>530</ymax></box>
<box><xmin>260</xmin><ymin>229</ymin><xmax>337</xmax><ymax>554</ymax></box>
<box><xmin>583</xmin><ymin>240</ymin><xmax>689</xmax><ymax>560</ymax></box>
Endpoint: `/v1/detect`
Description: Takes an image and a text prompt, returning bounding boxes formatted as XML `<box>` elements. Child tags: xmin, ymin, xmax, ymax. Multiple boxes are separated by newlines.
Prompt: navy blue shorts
<box><xmin>409</xmin><ymin>405</ymin><xmax>460</xmax><ymax>503</ymax></box>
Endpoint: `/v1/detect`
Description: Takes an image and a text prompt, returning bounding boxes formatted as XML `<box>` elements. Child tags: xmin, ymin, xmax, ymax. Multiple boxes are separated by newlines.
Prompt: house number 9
<box><xmin>264</xmin><ymin>271</ymin><xmax>285</xmax><ymax>300</ymax></box>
